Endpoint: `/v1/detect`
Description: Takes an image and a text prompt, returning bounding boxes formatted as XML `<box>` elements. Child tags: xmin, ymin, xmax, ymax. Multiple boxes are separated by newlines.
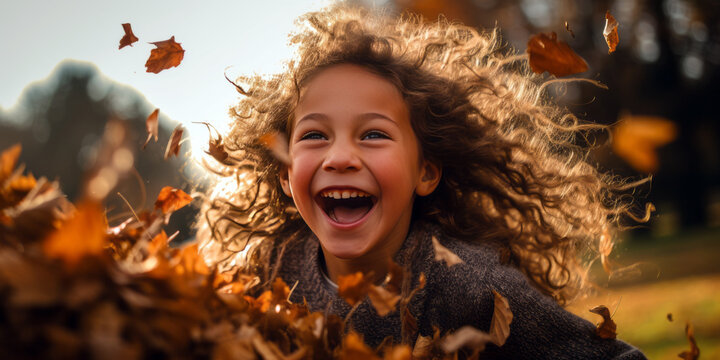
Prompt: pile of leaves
<box><xmin>0</xmin><ymin>143</ymin><xmax>515</xmax><ymax>359</ymax></box>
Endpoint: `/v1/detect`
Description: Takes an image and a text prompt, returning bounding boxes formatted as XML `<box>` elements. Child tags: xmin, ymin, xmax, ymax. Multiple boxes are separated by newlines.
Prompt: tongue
<box><xmin>332</xmin><ymin>205</ymin><xmax>370</xmax><ymax>224</ymax></box>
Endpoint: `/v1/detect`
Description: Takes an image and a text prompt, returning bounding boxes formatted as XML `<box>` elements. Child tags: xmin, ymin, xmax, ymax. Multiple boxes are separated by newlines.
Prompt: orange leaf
<box><xmin>338</xmin><ymin>271</ymin><xmax>371</xmax><ymax>306</ymax></box>
<box><xmin>164</xmin><ymin>124</ymin><xmax>184</xmax><ymax>160</ymax></box>
<box><xmin>196</xmin><ymin>122</ymin><xmax>230</xmax><ymax>164</ymax></box>
<box><xmin>148</xmin><ymin>230</ymin><xmax>168</xmax><ymax>255</ymax></box>
<box><xmin>383</xmin><ymin>345</ymin><xmax>411</xmax><ymax>360</ymax></box>
<box><xmin>154</xmin><ymin>186</ymin><xmax>192</xmax><ymax>214</ymax></box>
<box><xmin>612</xmin><ymin>114</ymin><xmax>677</xmax><ymax>173</ymax></box>
<box><xmin>367</xmin><ymin>284</ymin><xmax>400</xmax><ymax>317</ymax></box>
<box><xmin>340</xmin><ymin>332</ymin><xmax>380</xmax><ymax>360</ymax></box>
<box><xmin>259</xmin><ymin>132</ymin><xmax>290</xmax><ymax>165</ymax></box>
<box><xmin>589</xmin><ymin>305</ymin><xmax>617</xmax><ymax>339</ymax></box>
<box><xmin>0</xmin><ymin>143</ymin><xmax>21</xmax><ymax>184</ymax></box>
<box><xmin>43</xmin><ymin>201</ymin><xmax>107</xmax><ymax>266</ymax></box>
<box><xmin>431</xmin><ymin>235</ymin><xmax>463</xmax><ymax>266</ymax></box>
<box><xmin>118</xmin><ymin>23</ymin><xmax>139</xmax><ymax>49</ymax></box>
<box><xmin>174</xmin><ymin>243</ymin><xmax>210</xmax><ymax>277</ymax></box>
<box><xmin>527</xmin><ymin>32</ymin><xmax>588</xmax><ymax>77</ymax></box>
<box><xmin>142</xmin><ymin>109</ymin><xmax>159</xmax><ymax>149</ymax></box>
<box><xmin>604</xmin><ymin>11</ymin><xmax>619</xmax><ymax>54</ymax></box>
<box><xmin>145</xmin><ymin>36</ymin><xmax>185</xmax><ymax>74</ymax></box>
<box><xmin>678</xmin><ymin>322</ymin><xmax>700</xmax><ymax>360</ymax></box>
<box><xmin>489</xmin><ymin>289</ymin><xmax>513</xmax><ymax>346</ymax></box>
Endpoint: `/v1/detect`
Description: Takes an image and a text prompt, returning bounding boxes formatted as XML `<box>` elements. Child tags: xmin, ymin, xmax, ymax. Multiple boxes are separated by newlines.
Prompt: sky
<box><xmin>0</xmin><ymin>0</ymin><xmax>339</xmax><ymax>157</ymax></box>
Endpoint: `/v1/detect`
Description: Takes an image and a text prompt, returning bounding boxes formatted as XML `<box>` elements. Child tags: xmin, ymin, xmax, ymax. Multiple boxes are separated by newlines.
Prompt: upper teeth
<box><xmin>320</xmin><ymin>190</ymin><xmax>371</xmax><ymax>199</ymax></box>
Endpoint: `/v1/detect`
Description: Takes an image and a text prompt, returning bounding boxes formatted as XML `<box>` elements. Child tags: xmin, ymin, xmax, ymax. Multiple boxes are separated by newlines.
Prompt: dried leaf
<box><xmin>527</xmin><ymin>32</ymin><xmax>588</xmax><ymax>77</ymax></box>
<box><xmin>603</xmin><ymin>11</ymin><xmax>619</xmax><ymax>54</ymax></box>
<box><xmin>174</xmin><ymin>243</ymin><xmax>211</xmax><ymax>277</ymax></box>
<box><xmin>339</xmin><ymin>332</ymin><xmax>380</xmax><ymax>360</ymax></box>
<box><xmin>195</xmin><ymin>122</ymin><xmax>230</xmax><ymax>164</ymax></box>
<box><xmin>338</xmin><ymin>272</ymin><xmax>371</xmax><ymax>306</ymax></box>
<box><xmin>154</xmin><ymin>186</ymin><xmax>192</xmax><ymax>214</ymax></box>
<box><xmin>43</xmin><ymin>201</ymin><xmax>107</xmax><ymax>266</ymax></box>
<box><xmin>383</xmin><ymin>345</ymin><xmax>411</xmax><ymax>360</ymax></box>
<box><xmin>431</xmin><ymin>235</ymin><xmax>463</xmax><ymax>266</ymax></box>
<box><xmin>564</xmin><ymin>21</ymin><xmax>575</xmax><ymax>38</ymax></box>
<box><xmin>148</xmin><ymin>230</ymin><xmax>169</xmax><ymax>255</ymax></box>
<box><xmin>367</xmin><ymin>284</ymin><xmax>400</xmax><ymax>317</ymax></box>
<box><xmin>599</xmin><ymin>227</ymin><xmax>614</xmax><ymax>275</ymax></box>
<box><xmin>164</xmin><ymin>124</ymin><xmax>184</xmax><ymax>160</ymax></box>
<box><xmin>145</xmin><ymin>36</ymin><xmax>185</xmax><ymax>74</ymax></box>
<box><xmin>385</xmin><ymin>260</ymin><xmax>404</xmax><ymax>294</ymax></box>
<box><xmin>667</xmin><ymin>313</ymin><xmax>673</xmax><ymax>322</ymax></box>
<box><xmin>259</xmin><ymin>132</ymin><xmax>290</xmax><ymax>165</ymax></box>
<box><xmin>0</xmin><ymin>143</ymin><xmax>21</xmax><ymax>184</ymax></box>
<box><xmin>441</xmin><ymin>326</ymin><xmax>493</xmax><ymax>354</ymax></box>
<box><xmin>412</xmin><ymin>334</ymin><xmax>433</xmax><ymax>359</ymax></box>
<box><xmin>142</xmin><ymin>109</ymin><xmax>159</xmax><ymax>149</ymax></box>
<box><xmin>612</xmin><ymin>114</ymin><xmax>677</xmax><ymax>173</ymax></box>
<box><xmin>489</xmin><ymin>289</ymin><xmax>512</xmax><ymax>346</ymax></box>
<box><xmin>119</xmin><ymin>23</ymin><xmax>139</xmax><ymax>49</ymax></box>
<box><xmin>589</xmin><ymin>305</ymin><xmax>617</xmax><ymax>339</ymax></box>
<box><xmin>678</xmin><ymin>322</ymin><xmax>700</xmax><ymax>360</ymax></box>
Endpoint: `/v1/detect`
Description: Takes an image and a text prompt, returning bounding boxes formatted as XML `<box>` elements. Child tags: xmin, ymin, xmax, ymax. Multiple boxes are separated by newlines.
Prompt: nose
<box><xmin>322</xmin><ymin>140</ymin><xmax>362</xmax><ymax>172</ymax></box>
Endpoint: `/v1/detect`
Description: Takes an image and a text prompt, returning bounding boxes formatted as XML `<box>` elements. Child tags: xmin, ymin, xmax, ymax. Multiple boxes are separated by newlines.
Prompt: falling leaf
<box><xmin>599</xmin><ymin>227</ymin><xmax>614</xmax><ymax>275</ymax></box>
<box><xmin>195</xmin><ymin>122</ymin><xmax>230</xmax><ymax>164</ymax></box>
<box><xmin>259</xmin><ymin>132</ymin><xmax>291</xmax><ymax>165</ymax></box>
<box><xmin>142</xmin><ymin>109</ymin><xmax>159</xmax><ymax>149</ymax></box>
<box><xmin>678</xmin><ymin>322</ymin><xmax>700</xmax><ymax>360</ymax></box>
<box><xmin>564</xmin><ymin>21</ymin><xmax>575</xmax><ymax>38</ymax></box>
<box><xmin>489</xmin><ymin>290</ymin><xmax>512</xmax><ymax>346</ymax></box>
<box><xmin>385</xmin><ymin>260</ymin><xmax>404</xmax><ymax>294</ymax></box>
<box><xmin>148</xmin><ymin>230</ymin><xmax>169</xmax><ymax>256</ymax></box>
<box><xmin>339</xmin><ymin>332</ymin><xmax>380</xmax><ymax>360</ymax></box>
<box><xmin>338</xmin><ymin>272</ymin><xmax>371</xmax><ymax>306</ymax></box>
<box><xmin>527</xmin><ymin>32</ymin><xmax>588</xmax><ymax>77</ymax></box>
<box><xmin>118</xmin><ymin>23</ymin><xmax>139</xmax><ymax>49</ymax></box>
<box><xmin>367</xmin><ymin>284</ymin><xmax>400</xmax><ymax>317</ymax></box>
<box><xmin>589</xmin><ymin>305</ymin><xmax>617</xmax><ymax>339</ymax></box>
<box><xmin>412</xmin><ymin>334</ymin><xmax>433</xmax><ymax>359</ymax></box>
<box><xmin>431</xmin><ymin>235</ymin><xmax>463</xmax><ymax>266</ymax></box>
<box><xmin>164</xmin><ymin>124</ymin><xmax>184</xmax><ymax>160</ymax></box>
<box><xmin>0</xmin><ymin>143</ymin><xmax>21</xmax><ymax>184</ymax></box>
<box><xmin>154</xmin><ymin>186</ymin><xmax>192</xmax><ymax>214</ymax></box>
<box><xmin>441</xmin><ymin>326</ymin><xmax>493</xmax><ymax>354</ymax></box>
<box><xmin>383</xmin><ymin>345</ymin><xmax>411</xmax><ymax>360</ymax></box>
<box><xmin>145</xmin><ymin>36</ymin><xmax>185</xmax><ymax>74</ymax></box>
<box><xmin>612</xmin><ymin>114</ymin><xmax>677</xmax><ymax>173</ymax></box>
<box><xmin>42</xmin><ymin>201</ymin><xmax>107</xmax><ymax>266</ymax></box>
<box><xmin>603</xmin><ymin>11</ymin><xmax>619</xmax><ymax>54</ymax></box>
<box><xmin>667</xmin><ymin>313</ymin><xmax>673</xmax><ymax>322</ymax></box>
<box><xmin>174</xmin><ymin>243</ymin><xmax>211</xmax><ymax>277</ymax></box>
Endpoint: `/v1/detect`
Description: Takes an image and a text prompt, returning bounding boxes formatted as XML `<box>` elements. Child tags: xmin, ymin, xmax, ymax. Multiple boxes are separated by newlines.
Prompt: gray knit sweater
<box><xmin>274</xmin><ymin>222</ymin><xmax>647</xmax><ymax>359</ymax></box>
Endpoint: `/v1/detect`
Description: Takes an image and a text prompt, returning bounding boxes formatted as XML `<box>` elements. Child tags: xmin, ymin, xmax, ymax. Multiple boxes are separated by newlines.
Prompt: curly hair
<box><xmin>196</xmin><ymin>4</ymin><xmax>645</xmax><ymax>304</ymax></box>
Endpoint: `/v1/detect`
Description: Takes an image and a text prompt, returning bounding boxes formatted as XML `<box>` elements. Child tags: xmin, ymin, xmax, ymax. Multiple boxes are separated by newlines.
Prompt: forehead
<box><xmin>294</xmin><ymin>64</ymin><xmax>408</xmax><ymax>121</ymax></box>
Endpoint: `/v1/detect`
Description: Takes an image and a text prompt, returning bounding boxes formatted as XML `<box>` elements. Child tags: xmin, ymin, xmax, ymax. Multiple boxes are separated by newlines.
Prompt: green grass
<box><xmin>567</xmin><ymin>274</ymin><xmax>720</xmax><ymax>359</ymax></box>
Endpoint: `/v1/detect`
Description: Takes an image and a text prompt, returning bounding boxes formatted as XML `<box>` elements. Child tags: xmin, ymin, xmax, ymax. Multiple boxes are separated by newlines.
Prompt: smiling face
<box><xmin>281</xmin><ymin>64</ymin><xmax>440</xmax><ymax>266</ymax></box>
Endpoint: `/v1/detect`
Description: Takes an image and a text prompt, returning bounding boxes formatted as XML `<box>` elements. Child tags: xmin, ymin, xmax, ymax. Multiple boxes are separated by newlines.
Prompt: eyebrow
<box><xmin>297</xmin><ymin>112</ymin><xmax>399</xmax><ymax>126</ymax></box>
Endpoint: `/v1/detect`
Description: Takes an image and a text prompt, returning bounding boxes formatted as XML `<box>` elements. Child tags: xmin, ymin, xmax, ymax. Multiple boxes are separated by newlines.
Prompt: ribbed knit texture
<box><xmin>274</xmin><ymin>222</ymin><xmax>647</xmax><ymax>359</ymax></box>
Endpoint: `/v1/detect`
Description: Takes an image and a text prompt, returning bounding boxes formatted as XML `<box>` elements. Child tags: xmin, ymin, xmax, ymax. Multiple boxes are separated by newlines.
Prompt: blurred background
<box><xmin>0</xmin><ymin>0</ymin><xmax>718</xmax><ymax>358</ymax></box>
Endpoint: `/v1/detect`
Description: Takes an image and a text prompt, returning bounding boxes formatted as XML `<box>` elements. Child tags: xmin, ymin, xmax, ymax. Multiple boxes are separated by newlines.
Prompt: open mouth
<box><xmin>316</xmin><ymin>189</ymin><xmax>377</xmax><ymax>224</ymax></box>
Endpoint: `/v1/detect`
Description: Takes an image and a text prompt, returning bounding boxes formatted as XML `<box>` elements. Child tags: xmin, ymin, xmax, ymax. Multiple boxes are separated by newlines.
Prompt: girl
<box><xmin>197</xmin><ymin>4</ymin><xmax>647</xmax><ymax>359</ymax></box>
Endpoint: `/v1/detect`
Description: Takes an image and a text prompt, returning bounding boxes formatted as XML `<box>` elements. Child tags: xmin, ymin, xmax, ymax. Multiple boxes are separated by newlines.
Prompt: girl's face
<box><xmin>281</xmin><ymin>64</ymin><xmax>439</xmax><ymax>261</ymax></box>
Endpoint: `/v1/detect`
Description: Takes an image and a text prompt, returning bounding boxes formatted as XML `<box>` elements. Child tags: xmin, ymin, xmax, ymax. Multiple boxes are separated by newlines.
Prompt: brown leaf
<box><xmin>338</xmin><ymin>272</ymin><xmax>371</xmax><ymax>306</ymax></box>
<box><xmin>339</xmin><ymin>332</ymin><xmax>380</xmax><ymax>360</ymax></box>
<box><xmin>441</xmin><ymin>326</ymin><xmax>493</xmax><ymax>354</ymax></box>
<box><xmin>43</xmin><ymin>201</ymin><xmax>107</xmax><ymax>266</ymax></box>
<box><xmin>119</xmin><ymin>23</ymin><xmax>139</xmax><ymax>49</ymax></box>
<box><xmin>145</xmin><ymin>36</ymin><xmax>185</xmax><ymax>74</ymax></box>
<box><xmin>383</xmin><ymin>345</ymin><xmax>411</xmax><ymax>360</ymax></box>
<box><xmin>412</xmin><ymin>334</ymin><xmax>433</xmax><ymax>359</ymax></box>
<box><xmin>667</xmin><ymin>313</ymin><xmax>673</xmax><ymax>322</ymax></box>
<box><xmin>489</xmin><ymin>289</ymin><xmax>513</xmax><ymax>346</ymax></box>
<box><xmin>678</xmin><ymin>322</ymin><xmax>700</xmax><ymax>360</ymax></box>
<box><xmin>589</xmin><ymin>305</ymin><xmax>617</xmax><ymax>339</ymax></box>
<box><xmin>173</xmin><ymin>243</ymin><xmax>211</xmax><ymax>277</ymax></box>
<box><xmin>142</xmin><ymin>109</ymin><xmax>159</xmax><ymax>149</ymax></box>
<box><xmin>164</xmin><ymin>124</ymin><xmax>184</xmax><ymax>160</ymax></box>
<box><xmin>527</xmin><ymin>32</ymin><xmax>588</xmax><ymax>77</ymax></box>
<box><xmin>0</xmin><ymin>143</ymin><xmax>21</xmax><ymax>185</ymax></box>
<box><xmin>259</xmin><ymin>132</ymin><xmax>290</xmax><ymax>165</ymax></box>
<box><xmin>603</xmin><ymin>11</ymin><xmax>619</xmax><ymax>54</ymax></box>
<box><xmin>431</xmin><ymin>235</ymin><xmax>463</xmax><ymax>266</ymax></box>
<box><xmin>195</xmin><ymin>122</ymin><xmax>230</xmax><ymax>164</ymax></box>
<box><xmin>368</xmin><ymin>284</ymin><xmax>401</xmax><ymax>316</ymax></box>
<box><xmin>612</xmin><ymin>114</ymin><xmax>677</xmax><ymax>173</ymax></box>
<box><xmin>385</xmin><ymin>260</ymin><xmax>404</xmax><ymax>294</ymax></box>
<box><xmin>154</xmin><ymin>186</ymin><xmax>192</xmax><ymax>214</ymax></box>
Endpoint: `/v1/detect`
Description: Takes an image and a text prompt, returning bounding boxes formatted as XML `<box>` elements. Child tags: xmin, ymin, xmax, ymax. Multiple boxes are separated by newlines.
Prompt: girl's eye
<box><xmin>300</xmin><ymin>131</ymin><xmax>326</xmax><ymax>141</ymax></box>
<box><xmin>362</xmin><ymin>130</ymin><xmax>390</xmax><ymax>140</ymax></box>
